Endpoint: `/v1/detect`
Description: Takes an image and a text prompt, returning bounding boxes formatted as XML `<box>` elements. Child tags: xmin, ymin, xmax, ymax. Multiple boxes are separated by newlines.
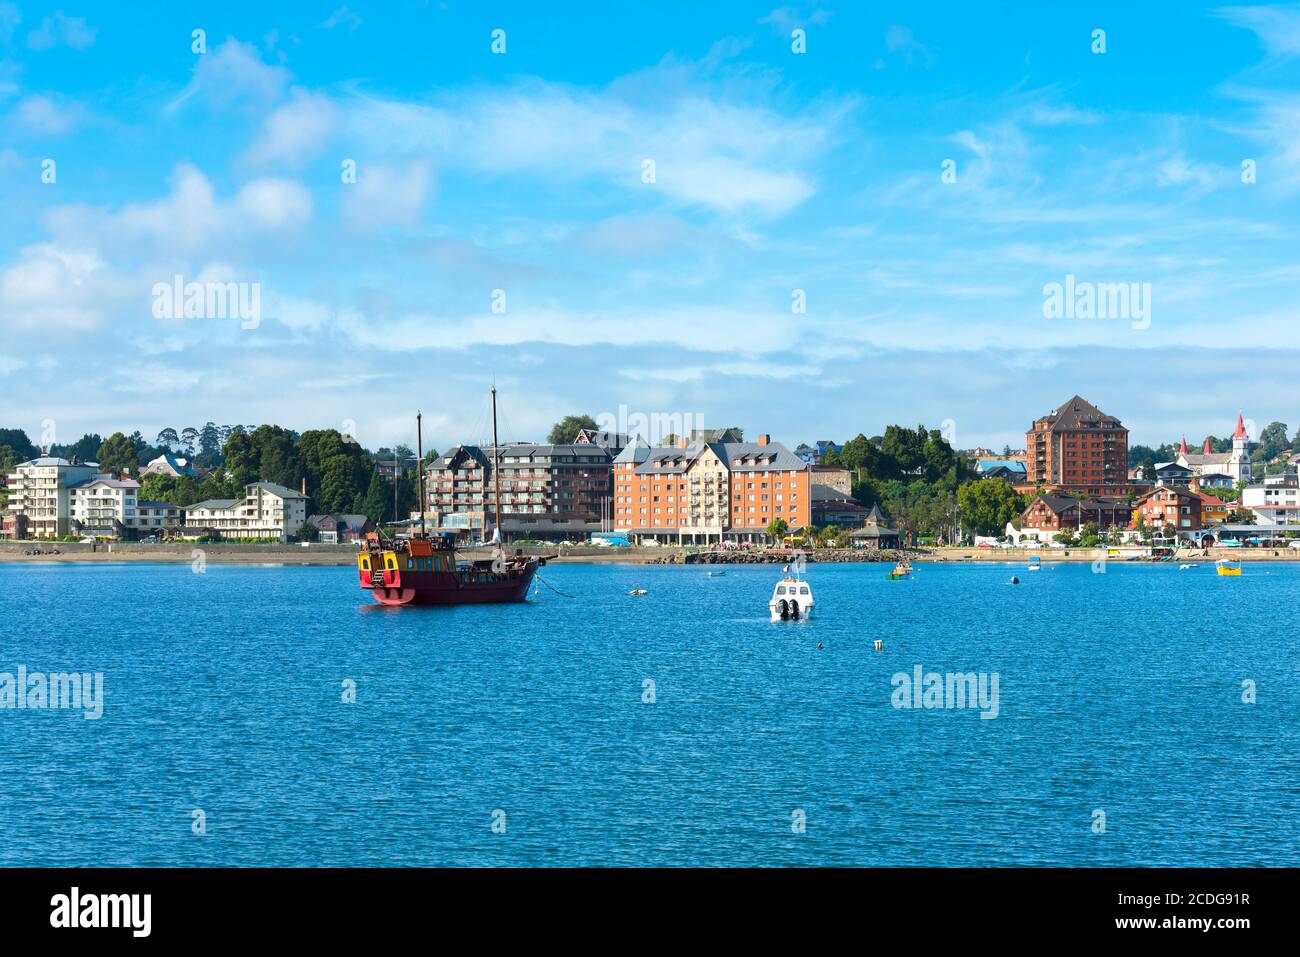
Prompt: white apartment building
<box><xmin>4</xmin><ymin>457</ymin><xmax>105</xmax><ymax>538</ymax></box>
<box><xmin>183</xmin><ymin>481</ymin><xmax>307</xmax><ymax>542</ymax></box>
<box><xmin>68</xmin><ymin>478</ymin><xmax>140</xmax><ymax>538</ymax></box>
<box><xmin>1241</xmin><ymin>471</ymin><xmax>1300</xmax><ymax>528</ymax></box>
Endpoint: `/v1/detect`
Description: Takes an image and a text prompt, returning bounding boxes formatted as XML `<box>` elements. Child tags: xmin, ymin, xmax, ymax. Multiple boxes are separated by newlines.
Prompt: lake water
<box><xmin>1</xmin><ymin>559</ymin><xmax>1296</xmax><ymax>866</ymax></box>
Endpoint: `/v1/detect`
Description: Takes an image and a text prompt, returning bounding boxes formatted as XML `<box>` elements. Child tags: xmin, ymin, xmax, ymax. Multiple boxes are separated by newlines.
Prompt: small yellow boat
<box><xmin>1215</xmin><ymin>559</ymin><xmax>1241</xmax><ymax>577</ymax></box>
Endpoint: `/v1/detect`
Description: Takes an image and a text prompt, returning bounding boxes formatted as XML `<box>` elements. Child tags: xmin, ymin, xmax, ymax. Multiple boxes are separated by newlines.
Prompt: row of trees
<box><xmin>818</xmin><ymin>425</ymin><xmax>1023</xmax><ymax>541</ymax></box>
<box><xmin>0</xmin><ymin>424</ymin><xmax>436</xmax><ymax>528</ymax></box>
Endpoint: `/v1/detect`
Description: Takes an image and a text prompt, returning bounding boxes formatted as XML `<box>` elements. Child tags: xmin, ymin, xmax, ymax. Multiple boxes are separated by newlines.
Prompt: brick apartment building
<box><xmin>427</xmin><ymin>442</ymin><xmax>615</xmax><ymax>539</ymax></box>
<box><xmin>1026</xmin><ymin>395</ymin><xmax>1130</xmax><ymax>496</ymax></box>
<box><xmin>1132</xmin><ymin>486</ymin><xmax>1203</xmax><ymax>531</ymax></box>
<box><xmin>1020</xmin><ymin>492</ymin><xmax>1133</xmax><ymax>533</ymax></box>
<box><xmin>614</xmin><ymin>434</ymin><xmax>810</xmax><ymax>543</ymax></box>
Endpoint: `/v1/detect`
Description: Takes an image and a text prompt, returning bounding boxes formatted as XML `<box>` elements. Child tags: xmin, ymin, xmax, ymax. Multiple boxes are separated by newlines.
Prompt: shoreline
<box><xmin>1</xmin><ymin>542</ymin><xmax>1295</xmax><ymax>566</ymax></box>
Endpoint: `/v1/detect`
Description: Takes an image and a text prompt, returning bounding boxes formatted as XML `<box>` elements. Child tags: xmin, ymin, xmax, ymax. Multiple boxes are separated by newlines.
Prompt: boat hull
<box><xmin>769</xmin><ymin>602</ymin><xmax>814</xmax><ymax>621</ymax></box>
<box><xmin>367</xmin><ymin>562</ymin><xmax>538</xmax><ymax>606</ymax></box>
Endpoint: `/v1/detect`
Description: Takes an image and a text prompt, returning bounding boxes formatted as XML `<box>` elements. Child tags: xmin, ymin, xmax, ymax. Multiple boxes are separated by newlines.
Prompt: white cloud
<box><xmin>169</xmin><ymin>38</ymin><xmax>290</xmax><ymax>111</ymax></box>
<box><xmin>26</xmin><ymin>11</ymin><xmax>96</xmax><ymax>51</ymax></box>
<box><xmin>0</xmin><ymin>244</ymin><xmax>120</xmax><ymax>330</ymax></box>
<box><xmin>44</xmin><ymin>164</ymin><xmax>313</xmax><ymax>254</ymax></box>
<box><xmin>240</xmin><ymin>90</ymin><xmax>336</xmax><ymax>166</ymax></box>
<box><xmin>341</xmin><ymin>159</ymin><xmax>433</xmax><ymax>229</ymax></box>
<box><xmin>243</xmin><ymin>72</ymin><xmax>845</xmax><ymax>217</ymax></box>
<box><xmin>9</xmin><ymin>94</ymin><xmax>81</xmax><ymax>134</ymax></box>
<box><xmin>320</xmin><ymin>6</ymin><xmax>363</xmax><ymax>32</ymax></box>
<box><xmin>1216</xmin><ymin>5</ymin><xmax>1300</xmax><ymax>58</ymax></box>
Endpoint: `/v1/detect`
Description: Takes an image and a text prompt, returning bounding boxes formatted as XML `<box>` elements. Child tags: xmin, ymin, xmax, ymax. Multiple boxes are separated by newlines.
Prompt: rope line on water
<box><xmin>534</xmin><ymin>571</ymin><xmax>576</xmax><ymax>599</ymax></box>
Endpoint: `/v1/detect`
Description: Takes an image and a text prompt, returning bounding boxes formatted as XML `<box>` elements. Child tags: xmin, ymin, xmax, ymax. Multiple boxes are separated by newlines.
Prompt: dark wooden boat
<box><xmin>358</xmin><ymin>388</ymin><xmax>537</xmax><ymax>606</ymax></box>
<box><xmin>358</xmin><ymin>532</ymin><xmax>537</xmax><ymax>605</ymax></box>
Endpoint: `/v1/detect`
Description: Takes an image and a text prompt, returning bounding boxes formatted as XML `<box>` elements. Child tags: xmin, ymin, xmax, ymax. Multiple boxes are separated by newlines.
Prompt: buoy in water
<box><xmin>1010</xmin><ymin>576</ymin><xmax>1020</xmax><ymax>584</ymax></box>
<box><xmin>873</xmin><ymin>639</ymin><xmax>883</xmax><ymax>652</ymax></box>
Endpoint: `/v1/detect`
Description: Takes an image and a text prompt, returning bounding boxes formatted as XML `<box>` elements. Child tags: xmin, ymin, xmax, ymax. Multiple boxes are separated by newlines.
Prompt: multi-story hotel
<box><xmin>426</xmin><ymin>442</ymin><xmax>616</xmax><ymax>539</ymax></box>
<box><xmin>1025</xmin><ymin>395</ymin><xmax>1130</xmax><ymax>495</ymax></box>
<box><xmin>183</xmin><ymin>481</ymin><xmax>307</xmax><ymax>541</ymax></box>
<box><xmin>614</xmin><ymin>434</ymin><xmax>811</xmax><ymax>543</ymax></box>
<box><xmin>3</xmin><ymin>457</ymin><xmax>105</xmax><ymax>538</ymax></box>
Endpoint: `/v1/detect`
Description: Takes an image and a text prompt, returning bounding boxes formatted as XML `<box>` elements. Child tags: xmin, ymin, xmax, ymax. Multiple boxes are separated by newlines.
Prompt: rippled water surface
<box><xmin>1</xmin><ymin>559</ymin><xmax>1296</xmax><ymax>866</ymax></box>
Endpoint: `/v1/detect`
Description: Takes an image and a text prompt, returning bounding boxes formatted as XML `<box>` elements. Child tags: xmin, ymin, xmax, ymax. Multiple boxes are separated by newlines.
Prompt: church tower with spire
<box><xmin>1230</xmin><ymin>413</ymin><xmax>1251</xmax><ymax>484</ymax></box>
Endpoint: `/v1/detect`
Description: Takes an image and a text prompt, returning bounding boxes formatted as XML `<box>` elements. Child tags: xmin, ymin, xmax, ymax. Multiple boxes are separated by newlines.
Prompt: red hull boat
<box><xmin>361</xmin><ymin>391</ymin><xmax>539</xmax><ymax>607</ymax></box>
<box><xmin>359</xmin><ymin>532</ymin><xmax>538</xmax><ymax>606</ymax></box>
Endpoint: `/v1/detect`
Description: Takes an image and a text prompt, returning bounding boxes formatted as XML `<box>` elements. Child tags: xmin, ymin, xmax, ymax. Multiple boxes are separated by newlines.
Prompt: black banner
<box><xmin>0</xmin><ymin>867</ymin><xmax>1277</xmax><ymax>942</ymax></box>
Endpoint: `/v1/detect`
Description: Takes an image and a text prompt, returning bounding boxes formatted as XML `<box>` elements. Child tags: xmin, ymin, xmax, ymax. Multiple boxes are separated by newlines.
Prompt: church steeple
<box><xmin>1234</xmin><ymin>413</ymin><xmax>1247</xmax><ymax>441</ymax></box>
<box><xmin>1179</xmin><ymin>436</ymin><xmax>1188</xmax><ymax>455</ymax></box>
<box><xmin>1203</xmin><ymin>437</ymin><xmax>1212</xmax><ymax>454</ymax></box>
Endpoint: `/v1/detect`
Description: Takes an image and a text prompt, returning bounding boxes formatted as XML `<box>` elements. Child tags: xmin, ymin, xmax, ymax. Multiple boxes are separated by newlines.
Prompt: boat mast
<box><xmin>492</xmin><ymin>385</ymin><xmax>502</xmax><ymax>541</ymax></box>
<box><xmin>416</xmin><ymin>411</ymin><xmax>425</xmax><ymax>535</ymax></box>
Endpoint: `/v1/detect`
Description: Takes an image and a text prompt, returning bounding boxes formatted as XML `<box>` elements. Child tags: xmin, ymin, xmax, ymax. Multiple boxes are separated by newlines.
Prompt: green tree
<box><xmin>297</xmin><ymin>429</ymin><xmax>369</xmax><ymax>512</ymax></box>
<box><xmin>956</xmin><ymin>478</ymin><xmax>1025</xmax><ymax>537</ymax></box>
<box><xmin>546</xmin><ymin>415</ymin><xmax>598</xmax><ymax>445</ymax></box>
<box><xmin>361</xmin><ymin>469</ymin><xmax>390</xmax><ymax>524</ymax></box>
<box><xmin>54</xmin><ymin>433</ymin><xmax>103</xmax><ymax>463</ymax></box>
<box><xmin>766</xmin><ymin>518</ymin><xmax>789</xmax><ymax>543</ymax></box>
<box><xmin>96</xmin><ymin>432</ymin><xmax>138</xmax><ymax>476</ymax></box>
<box><xmin>0</xmin><ymin>429</ymin><xmax>38</xmax><ymax>460</ymax></box>
<box><xmin>222</xmin><ymin>430</ymin><xmax>259</xmax><ymax>490</ymax></box>
<box><xmin>248</xmin><ymin>425</ymin><xmax>300</xmax><ymax>489</ymax></box>
<box><xmin>1257</xmin><ymin>421</ymin><xmax>1288</xmax><ymax>461</ymax></box>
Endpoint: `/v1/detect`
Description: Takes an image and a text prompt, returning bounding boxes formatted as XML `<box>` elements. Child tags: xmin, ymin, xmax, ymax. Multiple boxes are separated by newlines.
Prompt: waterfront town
<box><xmin>0</xmin><ymin>395</ymin><xmax>1296</xmax><ymax>550</ymax></box>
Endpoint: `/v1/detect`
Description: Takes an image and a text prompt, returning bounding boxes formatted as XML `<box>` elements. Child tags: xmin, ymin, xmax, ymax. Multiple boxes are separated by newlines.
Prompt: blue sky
<box><xmin>1</xmin><ymin>1</ymin><xmax>1298</xmax><ymax>453</ymax></box>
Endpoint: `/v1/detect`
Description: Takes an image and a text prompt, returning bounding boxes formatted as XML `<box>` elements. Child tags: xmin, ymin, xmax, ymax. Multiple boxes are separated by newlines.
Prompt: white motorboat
<box><xmin>769</xmin><ymin>575</ymin><xmax>814</xmax><ymax>621</ymax></box>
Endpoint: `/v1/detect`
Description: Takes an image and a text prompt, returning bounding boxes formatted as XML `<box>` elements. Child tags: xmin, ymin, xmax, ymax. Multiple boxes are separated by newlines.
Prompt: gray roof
<box><xmin>1180</xmin><ymin>452</ymin><xmax>1233</xmax><ymax>466</ymax></box>
<box><xmin>20</xmin><ymin>456</ymin><xmax>85</xmax><ymax>467</ymax></box>
<box><xmin>635</xmin><ymin>443</ymin><xmax>705</xmax><ymax>475</ymax></box>
<box><xmin>434</xmin><ymin>445</ymin><xmax>492</xmax><ymax>470</ymax></box>
<box><xmin>851</xmin><ymin>524</ymin><xmax>899</xmax><ymax>538</ymax></box>
<box><xmin>190</xmin><ymin>498</ymin><xmax>239</xmax><ymax>510</ymax></box>
<box><xmin>613</xmin><ymin>436</ymin><xmax>651</xmax><ymax>464</ymax></box>
<box><xmin>1027</xmin><ymin>492</ymin><xmax>1130</xmax><ymax>514</ymax></box>
<box><xmin>308</xmin><ymin>513</ymin><xmax>371</xmax><ymax>532</ymax></box>
<box><xmin>720</xmin><ymin>441</ymin><xmax>805</xmax><ymax>472</ymax></box>
<box><xmin>250</xmin><ymin>481</ymin><xmax>305</xmax><ymax>499</ymax></box>
<box><xmin>1037</xmin><ymin>395</ymin><xmax>1124</xmax><ymax>432</ymax></box>
<box><xmin>497</xmin><ymin>443</ymin><xmax>612</xmax><ymax>461</ymax></box>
